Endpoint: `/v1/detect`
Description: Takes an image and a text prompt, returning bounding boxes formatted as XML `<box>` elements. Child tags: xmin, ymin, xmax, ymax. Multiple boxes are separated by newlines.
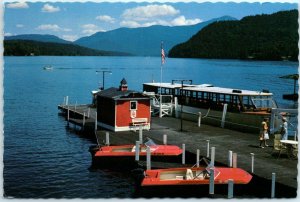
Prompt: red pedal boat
<box><xmin>140</xmin><ymin>166</ymin><xmax>252</xmax><ymax>187</ymax></box>
<box><xmin>89</xmin><ymin>138</ymin><xmax>183</xmax><ymax>170</ymax></box>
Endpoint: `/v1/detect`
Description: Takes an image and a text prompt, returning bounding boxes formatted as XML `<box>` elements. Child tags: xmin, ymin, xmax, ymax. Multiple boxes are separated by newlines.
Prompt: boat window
<box><xmin>130</xmin><ymin>101</ymin><xmax>137</xmax><ymax>110</ymax></box>
<box><xmin>251</xmin><ymin>96</ymin><xmax>277</xmax><ymax>108</ymax></box>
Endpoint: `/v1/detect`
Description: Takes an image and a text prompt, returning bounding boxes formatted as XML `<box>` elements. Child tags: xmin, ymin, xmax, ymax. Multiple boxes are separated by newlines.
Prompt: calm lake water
<box><xmin>3</xmin><ymin>56</ymin><xmax>298</xmax><ymax>198</ymax></box>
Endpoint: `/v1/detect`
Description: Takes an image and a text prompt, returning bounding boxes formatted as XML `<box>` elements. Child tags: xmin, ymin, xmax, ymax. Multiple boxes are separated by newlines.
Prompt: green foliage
<box><xmin>4</xmin><ymin>40</ymin><xmax>130</xmax><ymax>56</ymax></box>
<box><xmin>169</xmin><ymin>10</ymin><xmax>298</xmax><ymax>61</ymax></box>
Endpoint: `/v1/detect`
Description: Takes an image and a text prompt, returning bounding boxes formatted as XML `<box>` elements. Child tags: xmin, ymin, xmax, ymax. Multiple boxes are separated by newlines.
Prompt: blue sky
<box><xmin>4</xmin><ymin>1</ymin><xmax>298</xmax><ymax>41</ymax></box>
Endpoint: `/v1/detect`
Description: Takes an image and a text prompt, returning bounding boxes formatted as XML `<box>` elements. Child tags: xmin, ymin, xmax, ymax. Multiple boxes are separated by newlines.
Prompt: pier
<box><xmin>58</xmin><ymin>102</ymin><xmax>297</xmax><ymax>197</ymax></box>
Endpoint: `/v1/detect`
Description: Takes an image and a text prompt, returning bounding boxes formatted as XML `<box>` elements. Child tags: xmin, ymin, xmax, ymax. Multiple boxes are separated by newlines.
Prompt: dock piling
<box><xmin>271</xmin><ymin>173</ymin><xmax>276</xmax><ymax>198</ymax></box>
<box><xmin>250</xmin><ymin>153</ymin><xmax>255</xmax><ymax>173</ymax></box>
<box><xmin>198</xmin><ymin>112</ymin><xmax>202</xmax><ymax>127</ymax></box>
<box><xmin>94</xmin><ymin>112</ymin><xmax>97</xmax><ymax>132</ymax></box>
<box><xmin>211</xmin><ymin>147</ymin><xmax>215</xmax><ymax>166</ymax></box>
<box><xmin>83</xmin><ymin>112</ymin><xmax>86</xmax><ymax>130</ymax></box>
<box><xmin>228</xmin><ymin>179</ymin><xmax>234</xmax><ymax>198</ymax></box>
<box><xmin>196</xmin><ymin>149</ymin><xmax>200</xmax><ymax>167</ymax></box>
<box><xmin>67</xmin><ymin>106</ymin><xmax>70</xmax><ymax>126</ymax></box>
<box><xmin>66</xmin><ymin>96</ymin><xmax>69</xmax><ymax>105</ymax></box>
<box><xmin>232</xmin><ymin>153</ymin><xmax>237</xmax><ymax>168</ymax></box>
<box><xmin>139</xmin><ymin>126</ymin><xmax>143</xmax><ymax>143</ymax></box>
<box><xmin>221</xmin><ymin>103</ymin><xmax>228</xmax><ymax>128</ymax></box>
<box><xmin>146</xmin><ymin>146</ymin><xmax>151</xmax><ymax>170</ymax></box>
<box><xmin>182</xmin><ymin>143</ymin><xmax>185</xmax><ymax>165</ymax></box>
<box><xmin>228</xmin><ymin>150</ymin><xmax>233</xmax><ymax>167</ymax></box>
<box><xmin>135</xmin><ymin>141</ymin><xmax>140</xmax><ymax>161</ymax></box>
<box><xmin>206</xmin><ymin>140</ymin><xmax>210</xmax><ymax>158</ymax></box>
<box><xmin>87</xmin><ymin>108</ymin><xmax>90</xmax><ymax>118</ymax></box>
<box><xmin>163</xmin><ymin>134</ymin><xmax>167</xmax><ymax>145</ymax></box>
<box><xmin>105</xmin><ymin>132</ymin><xmax>110</xmax><ymax>146</ymax></box>
<box><xmin>174</xmin><ymin>97</ymin><xmax>179</xmax><ymax>118</ymax></box>
<box><xmin>209</xmin><ymin>167</ymin><xmax>215</xmax><ymax>195</ymax></box>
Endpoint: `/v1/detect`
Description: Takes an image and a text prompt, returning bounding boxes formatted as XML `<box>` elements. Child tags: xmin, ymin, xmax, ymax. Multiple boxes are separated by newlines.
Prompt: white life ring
<box><xmin>130</xmin><ymin>110</ymin><xmax>137</xmax><ymax>118</ymax></box>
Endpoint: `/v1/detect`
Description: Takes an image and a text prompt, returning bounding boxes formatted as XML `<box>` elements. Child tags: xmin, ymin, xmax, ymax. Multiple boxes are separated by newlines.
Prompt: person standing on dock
<box><xmin>280</xmin><ymin>117</ymin><xmax>288</xmax><ymax>140</ymax></box>
<box><xmin>259</xmin><ymin>118</ymin><xmax>269</xmax><ymax>148</ymax></box>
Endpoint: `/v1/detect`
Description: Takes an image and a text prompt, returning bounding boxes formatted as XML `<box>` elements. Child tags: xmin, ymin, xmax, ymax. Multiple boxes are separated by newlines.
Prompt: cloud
<box><xmin>41</xmin><ymin>4</ymin><xmax>60</xmax><ymax>13</ymax></box>
<box><xmin>81</xmin><ymin>24</ymin><xmax>105</xmax><ymax>35</ymax></box>
<box><xmin>4</xmin><ymin>33</ymin><xmax>14</xmax><ymax>37</ymax></box>
<box><xmin>6</xmin><ymin>2</ymin><xmax>29</xmax><ymax>9</ymax></box>
<box><xmin>62</xmin><ymin>35</ymin><xmax>78</xmax><ymax>42</ymax></box>
<box><xmin>122</xmin><ymin>4</ymin><xmax>179</xmax><ymax>21</ymax></box>
<box><xmin>96</xmin><ymin>15</ymin><xmax>115</xmax><ymax>23</ymax></box>
<box><xmin>120</xmin><ymin>16</ymin><xmax>202</xmax><ymax>28</ymax></box>
<box><xmin>120</xmin><ymin>20</ymin><xmax>141</xmax><ymax>28</ymax></box>
<box><xmin>119</xmin><ymin>4</ymin><xmax>201</xmax><ymax>28</ymax></box>
<box><xmin>36</xmin><ymin>24</ymin><xmax>71</xmax><ymax>32</ymax></box>
<box><xmin>16</xmin><ymin>24</ymin><xmax>24</xmax><ymax>28</ymax></box>
<box><xmin>170</xmin><ymin>16</ymin><xmax>202</xmax><ymax>26</ymax></box>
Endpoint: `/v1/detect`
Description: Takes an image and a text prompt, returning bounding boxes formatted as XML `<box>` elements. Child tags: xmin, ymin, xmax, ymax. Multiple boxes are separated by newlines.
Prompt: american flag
<box><xmin>161</xmin><ymin>44</ymin><xmax>165</xmax><ymax>64</ymax></box>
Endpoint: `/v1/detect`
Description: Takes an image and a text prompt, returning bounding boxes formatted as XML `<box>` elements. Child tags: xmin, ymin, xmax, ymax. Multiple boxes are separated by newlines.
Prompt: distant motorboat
<box><xmin>43</xmin><ymin>66</ymin><xmax>53</xmax><ymax>71</ymax></box>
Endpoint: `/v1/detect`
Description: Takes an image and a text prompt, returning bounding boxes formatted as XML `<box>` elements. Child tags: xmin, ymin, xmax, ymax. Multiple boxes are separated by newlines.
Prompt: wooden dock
<box><xmin>58</xmin><ymin>103</ymin><xmax>298</xmax><ymax>198</ymax></box>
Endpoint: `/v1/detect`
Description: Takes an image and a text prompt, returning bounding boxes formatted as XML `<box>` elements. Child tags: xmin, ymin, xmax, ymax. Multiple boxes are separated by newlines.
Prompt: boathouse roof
<box><xmin>97</xmin><ymin>87</ymin><xmax>149</xmax><ymax>100</ymax></box>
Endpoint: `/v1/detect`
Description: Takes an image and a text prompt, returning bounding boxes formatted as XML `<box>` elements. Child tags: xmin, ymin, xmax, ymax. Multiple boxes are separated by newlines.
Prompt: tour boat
<box><xmin>139</xmin><ymin>166</ymin><xmax>252</xmax><ymax>187</ymax></box>
<box><xmin>143</xmin><ymin>81</ymin><xmax>283</xmax><ymax>133</ymax></box>
<box><xmin>89</xmin><ymin>138</ymin><xmax>183</xmax><ymax>170</ymax></box>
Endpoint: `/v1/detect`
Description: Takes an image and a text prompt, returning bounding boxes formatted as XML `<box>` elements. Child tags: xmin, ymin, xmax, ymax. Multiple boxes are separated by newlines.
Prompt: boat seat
<box><xmin>186</xmin><ymin>169</ymin><xmax>194</xmax><ymax>180</ymax></box>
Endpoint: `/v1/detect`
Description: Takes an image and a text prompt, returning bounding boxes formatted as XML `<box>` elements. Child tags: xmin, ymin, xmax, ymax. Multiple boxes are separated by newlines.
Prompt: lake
<box><xmin>3</xmin><ymin>56</ymin><xmax>298</xmax><ymax>198</ymax></box>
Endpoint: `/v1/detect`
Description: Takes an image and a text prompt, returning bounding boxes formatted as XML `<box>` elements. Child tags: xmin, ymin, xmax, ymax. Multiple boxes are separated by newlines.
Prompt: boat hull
<box><xmin>89</xmin><ymin>145</ymin><xmax>183</xmax><ymax>170</ymax></box>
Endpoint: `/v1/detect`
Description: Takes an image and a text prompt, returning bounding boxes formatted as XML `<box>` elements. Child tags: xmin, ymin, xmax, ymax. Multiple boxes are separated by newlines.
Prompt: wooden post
<box><xmin>146</xmin><ymin>146</ymin><xmax>151</xmax><ymax>170</ymax></box>
<box><xmin>75</xmin><ymin>101</ymin><xmax>77</xmax><ymax>111</ymax></box>
<box><xmin>206</xmin><ymin>140</ymin><xmax>210</xmax><ymax>158</ymax></box>
<box><xmin>228</xmin><ymin>179</ymin><xmax>234</xmax><ymax>198</ymax></box>
<box><xmin>271</xmin><ymin>173</ymin><xmax>276</xmax><ymax>198</ymax></box>
<box><xmin>163</xmin><ymin>134</ymin><xmax>167</xmax><ymax>145</ymax></box>
<box><xmin>139</xmin><ymin>125</ymin><xmax>143</xmax><ymax>143</ymax></box>
<box><xmin>211</xmin><ymin>147</ymin><xmax>215</xmax><ymax>166</ymax></box>
<box><xmin>250</xmin><ymin>153</ymin><xmax>255</xmax><ymax>173</ymax></box>
<box><xmin>135</xmin><ymin>141</ymin><xmax>140</xmax><ymax>161</ymax></box>
<box><xmin>198</xmin><ymin>112</ymin><xmax>202</xmax><ymax>127</ymax></box>
<box><xmin>228</xmin><ymin>150</ymin><xmax>233</xmax><ymax>167</ymax></box>
<box><xmin>232</xmin><ymin>153</ymin><xmax>237</xmax><ymax>168</ymax></box>
<box><xmin>63</xmin><ymin>96</ymin><xmax>66</xmax><ymax>106</ymax></box>
<box><xmin>221</xmin><ymin>103</ymin><xmax>228</xmax><ymax>128</ymax></box>
<box><xmin>66</xmin><ymin>96</ymin><xmax>69</xmax><ymax>105</ymax></box>
<box><xmin>105</xmin><ymin>132</ymin><xmax>110</xmax><ymax>146</ymax></box>
<box><xmin>182</xmin><ymin>143</ymin><xmax>185</xmax><ymax>165</ymax></box>
<box><xmin>209</xmin><ymin>167</ymin><xmax>215</xmax><ymax>195</ymax></box>
<box><xmin>196</xmin><ymin>149</ymin><xmax>200</xmax><ymax>167</ymax></box>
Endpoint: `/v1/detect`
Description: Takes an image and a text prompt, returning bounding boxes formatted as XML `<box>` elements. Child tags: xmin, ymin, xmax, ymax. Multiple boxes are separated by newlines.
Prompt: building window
<box><xmin>130</xmin><ymin>101</ymin><xmax>137</xmax><ymax>110</ymax></box>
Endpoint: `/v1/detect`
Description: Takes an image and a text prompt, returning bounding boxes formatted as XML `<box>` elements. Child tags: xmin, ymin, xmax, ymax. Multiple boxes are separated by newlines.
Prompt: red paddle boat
<box><xmin>89</xmin><ymin>138</ymin><xmax>183</xmax><ymax>170</ymax></box>
<box><xmin>140</xmin><ymin>166</ymin><xmax>252</xmax><ymax>187</ymax></box>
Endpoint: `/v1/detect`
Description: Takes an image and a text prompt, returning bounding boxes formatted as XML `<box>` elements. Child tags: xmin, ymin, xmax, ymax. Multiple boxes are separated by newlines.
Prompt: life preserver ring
<box><xmin>130</xmin><ymin>110</ymin><xmax>137</xmax><ymax>118</ymax></box>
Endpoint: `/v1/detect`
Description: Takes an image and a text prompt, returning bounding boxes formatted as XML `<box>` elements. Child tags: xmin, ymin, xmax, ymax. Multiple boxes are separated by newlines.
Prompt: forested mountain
<box><xmin>168</xmin><ymin>10</ymin><xmax>298</xmax><ymax>61</ymax></box>
<box><xmin>4</xmin><ymin>40</ymin><xmax>130</xmax><ymax>56</ymax></box>
<box><xmin>74</xmin><ymin>16</ymin><xmax>236</xmax><ymax>56</ymax></box>
<box><xmin>5</xmin><ymin>34</ymin><xmax>71</xmax><ymax>44</ymax></box>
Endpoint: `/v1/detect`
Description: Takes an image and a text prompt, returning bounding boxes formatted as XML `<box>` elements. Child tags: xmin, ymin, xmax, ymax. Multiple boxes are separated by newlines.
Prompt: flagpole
<box><xmin>159</xmin><ymin>41</ymin><xmax>164</xmax><ymax>118</ymax></box>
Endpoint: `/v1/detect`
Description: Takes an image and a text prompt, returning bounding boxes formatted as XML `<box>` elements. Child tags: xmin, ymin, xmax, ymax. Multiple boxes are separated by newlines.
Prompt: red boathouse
<box><xmin>96</xmin><ymin>78</ymin><xmax>151</xmax><ymax>132</ymax></box>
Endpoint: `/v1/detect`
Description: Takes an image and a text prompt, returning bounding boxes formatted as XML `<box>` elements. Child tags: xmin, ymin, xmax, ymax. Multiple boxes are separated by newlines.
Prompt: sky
<box><xmin>3</xmin><ymin>1</ymin><xmax>298</xmax><ymax>42</ymax></box>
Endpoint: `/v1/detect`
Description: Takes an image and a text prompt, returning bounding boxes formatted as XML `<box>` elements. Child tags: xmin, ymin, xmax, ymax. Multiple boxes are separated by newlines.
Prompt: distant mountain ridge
<box><xmin>5</xmin><ymin>34</ymin><xmax>71</xmax><ymax>44</ymax></box>
<box><xmin>168</xmin><ymin>10</ymin><xmax>298</xmax><ymax>61</ymax></box>
<box><xmin>74</xmin><ymin>16</ymin><xmax>236</xmax><ymax>56</ymax></box>
<box><xmin>4</xmin><ymin>40</ymin><xmax>130</xmax><ymax>56</ymax></box>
